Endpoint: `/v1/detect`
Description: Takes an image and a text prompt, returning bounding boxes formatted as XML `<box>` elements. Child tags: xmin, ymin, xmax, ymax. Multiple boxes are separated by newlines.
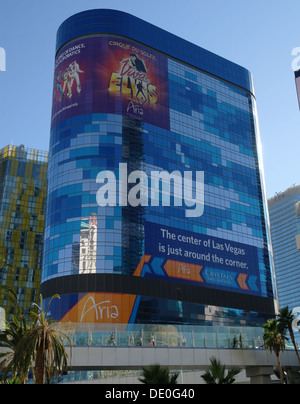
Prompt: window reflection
<box><xmin>79</xmin><ymin>214</ymin><xmax>97</xmax><ymax>274</ymax></box>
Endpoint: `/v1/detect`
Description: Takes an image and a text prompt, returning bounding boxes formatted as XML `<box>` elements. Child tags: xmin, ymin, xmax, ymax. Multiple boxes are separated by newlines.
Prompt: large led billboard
<box><xmin>144</xmin><ymin>222</ymin><xmax>260</xmax><ymax>295</ymax></box>
<box><xmin>52</xmin><ymin>36</ymin><xmax>170</xmax><ymax>129</ymax></box>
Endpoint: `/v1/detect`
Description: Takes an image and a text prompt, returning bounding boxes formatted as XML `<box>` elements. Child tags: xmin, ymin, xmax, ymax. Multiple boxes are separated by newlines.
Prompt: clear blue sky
<box><xmin>0</xmin><ymin>0</ymin><xmax>299</xmax><ymax>198</ymax></box>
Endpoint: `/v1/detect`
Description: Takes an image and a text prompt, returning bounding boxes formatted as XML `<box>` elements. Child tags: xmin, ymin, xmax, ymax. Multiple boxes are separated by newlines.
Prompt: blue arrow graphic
<box><xmin>247</xmin><ymin>275</ymin><xmax>258</xmax><ymax>292</ymax></box>
<box><xmin>149</xmin><ymin>257</ymin><xmax>165</xmax><ymax>276</ymax></box>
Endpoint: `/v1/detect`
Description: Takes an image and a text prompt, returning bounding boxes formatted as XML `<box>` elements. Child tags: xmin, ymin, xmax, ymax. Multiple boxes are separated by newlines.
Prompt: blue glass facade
<box><xmin>41</xmin><ymin>9</ymin><xmax>276</xmax><ymax>327</ymax></box>
<box><xmin>268</xmin><ymin>186</ymin><xmax>300</xmax><ymax>344</ymax></box>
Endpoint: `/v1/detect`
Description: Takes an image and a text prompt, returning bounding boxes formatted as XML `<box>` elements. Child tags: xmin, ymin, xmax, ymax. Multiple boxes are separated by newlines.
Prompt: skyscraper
<box><xmin>40</xmin><ymin>9</ymin><xmax>277</xmax><ymax>328</ymax></box>
<box><xmin>268</xmin><ymin>185</ymin><xmax>300</xmax><ymax>344</ymax></box>
<box><xmin>0</xmin><ymin>145</ymin><xmax>48</xmax><ymax>317</ymax></box>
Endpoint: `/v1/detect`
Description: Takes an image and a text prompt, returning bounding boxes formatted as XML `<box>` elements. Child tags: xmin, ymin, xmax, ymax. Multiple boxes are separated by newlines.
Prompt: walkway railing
<box><xmin>58</xmin><ymin>323</ymin><xmax>296</xmax><ymax>350</ymax></box>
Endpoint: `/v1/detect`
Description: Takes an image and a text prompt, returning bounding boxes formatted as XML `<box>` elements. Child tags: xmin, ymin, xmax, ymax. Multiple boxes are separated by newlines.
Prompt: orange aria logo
<box><xmin>61</xmin><ymin>293</ymin><xmax>137</xmax><ymax>324</ymax></box>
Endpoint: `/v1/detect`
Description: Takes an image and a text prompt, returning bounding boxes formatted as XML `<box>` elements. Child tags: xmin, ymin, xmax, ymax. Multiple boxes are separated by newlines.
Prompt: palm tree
<box><xmin>138</xmin><ymin>364</ymin><xmax>179</xmax><ymax>384</ymax></box>
<box><xmin>201</xmin><ymin>357</ymin><xmax>241</xmax><ymax>384</ymax></box>
<box><xmin>0</xmin><ymin>310</ymin><xmax>32</xmax><ymax>383</ymax></box>
<box><xmin>277</xmin><ymin>306</ymin><xmax>300</xmax><ymax>365</ymax></box>
<box><xmin>14</xmin><ymin>294</ymin><xmax>71</xmax><ymax>384</ymax></box>
<box><xmin>263</xmin><ymin>318</ymin><xmax>287</xmax><ymax>384</ymax></box>
<box><xmin>0</xmin><ymin>288</ymin><xmax>31</xmax><ymax>384</ymax></box>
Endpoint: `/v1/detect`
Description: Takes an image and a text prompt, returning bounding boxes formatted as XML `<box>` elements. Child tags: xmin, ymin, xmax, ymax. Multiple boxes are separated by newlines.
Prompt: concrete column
<box><xmin>246</xmin><ymin>367</ymin><xmax>273</xmax><ymax>384</ymax></box>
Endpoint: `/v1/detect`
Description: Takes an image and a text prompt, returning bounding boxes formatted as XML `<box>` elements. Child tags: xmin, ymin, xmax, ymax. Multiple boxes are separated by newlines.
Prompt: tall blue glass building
<box><xmin>40</xmin><ymin>9</ymin><xmax>276</xmax><ymax>327</ymax></box>
<box><xmin>268</xmin><ymin>185</ymin><xmax>300</xmax><ymax>344</ymax></box>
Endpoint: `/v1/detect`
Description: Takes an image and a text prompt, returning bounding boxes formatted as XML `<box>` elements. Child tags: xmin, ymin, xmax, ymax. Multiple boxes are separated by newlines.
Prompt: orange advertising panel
<box><xmin>164</xmin><ymin>260</ymin><xmax>204</xmax><ymax>283</ymax></box>
<box><xmin>61</xmin><ymin>293</ymin><xmax>137</xmax><ymax>324</ymax></box>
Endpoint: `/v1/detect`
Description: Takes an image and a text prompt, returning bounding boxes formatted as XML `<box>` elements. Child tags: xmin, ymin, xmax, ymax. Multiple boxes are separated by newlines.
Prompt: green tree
<box><xmin>138</xmin><ymin>364</ymin><xmax>179</xmax><ymax>384</ymax></box>
<box><xmin>0</xmin><ymin>288</ymin><xmax>31</xmax><ymax>384</ymax></box>
<box><xmin>263</xmin><ymin>318</ymin><xmax>287</xmax><ymax>384</ymax></box>
<box><xmin>0</xmin><ymin>312</ymin><xmax>32</xmax><ymax>383</ymax></box>
<box><xmin>0</xmin><ymin>377</ymin><xmax>20</xmax><ymax>384</ymax></box>
<box><xmin>277</xmin><ymin>306</ymin><xmax>300</xmax><ymax>365</ymax></box>
<box><xmin>201</xmin><ymin>357</ymin><xmax>241</xmax><ymax>384</ymax></box>
<box><xmin>13</xmin><ymin>294</ymin><xmax>71</xmax><ymax>384</ymax></box>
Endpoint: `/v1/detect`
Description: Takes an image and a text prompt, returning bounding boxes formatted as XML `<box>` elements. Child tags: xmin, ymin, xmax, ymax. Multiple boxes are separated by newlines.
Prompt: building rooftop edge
<box><xmin>56</xmin><ymin>9</ymin><xmax>254</xmax><ymax>95</ymax></box>
<box><xmin>0</xmin><ymin>144</ymin><xmax>49</xmax><ymax>163</ymax></box>
<box><xmin>268</xmin><ymin>184</ymin><xmax>300</xmax><ymax>206</ymax></box>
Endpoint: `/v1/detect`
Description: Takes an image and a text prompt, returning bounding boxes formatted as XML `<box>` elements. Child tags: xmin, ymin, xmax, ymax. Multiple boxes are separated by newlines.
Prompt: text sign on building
<box><xmin>145</xmin><ymin>222</ymin><xmax>261</xmax><ymax>296</ymax></box>
<box><xmin>52</xmin><ymin>36</ymin><xmax>170</xmax><ymax>129</ymax></box>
